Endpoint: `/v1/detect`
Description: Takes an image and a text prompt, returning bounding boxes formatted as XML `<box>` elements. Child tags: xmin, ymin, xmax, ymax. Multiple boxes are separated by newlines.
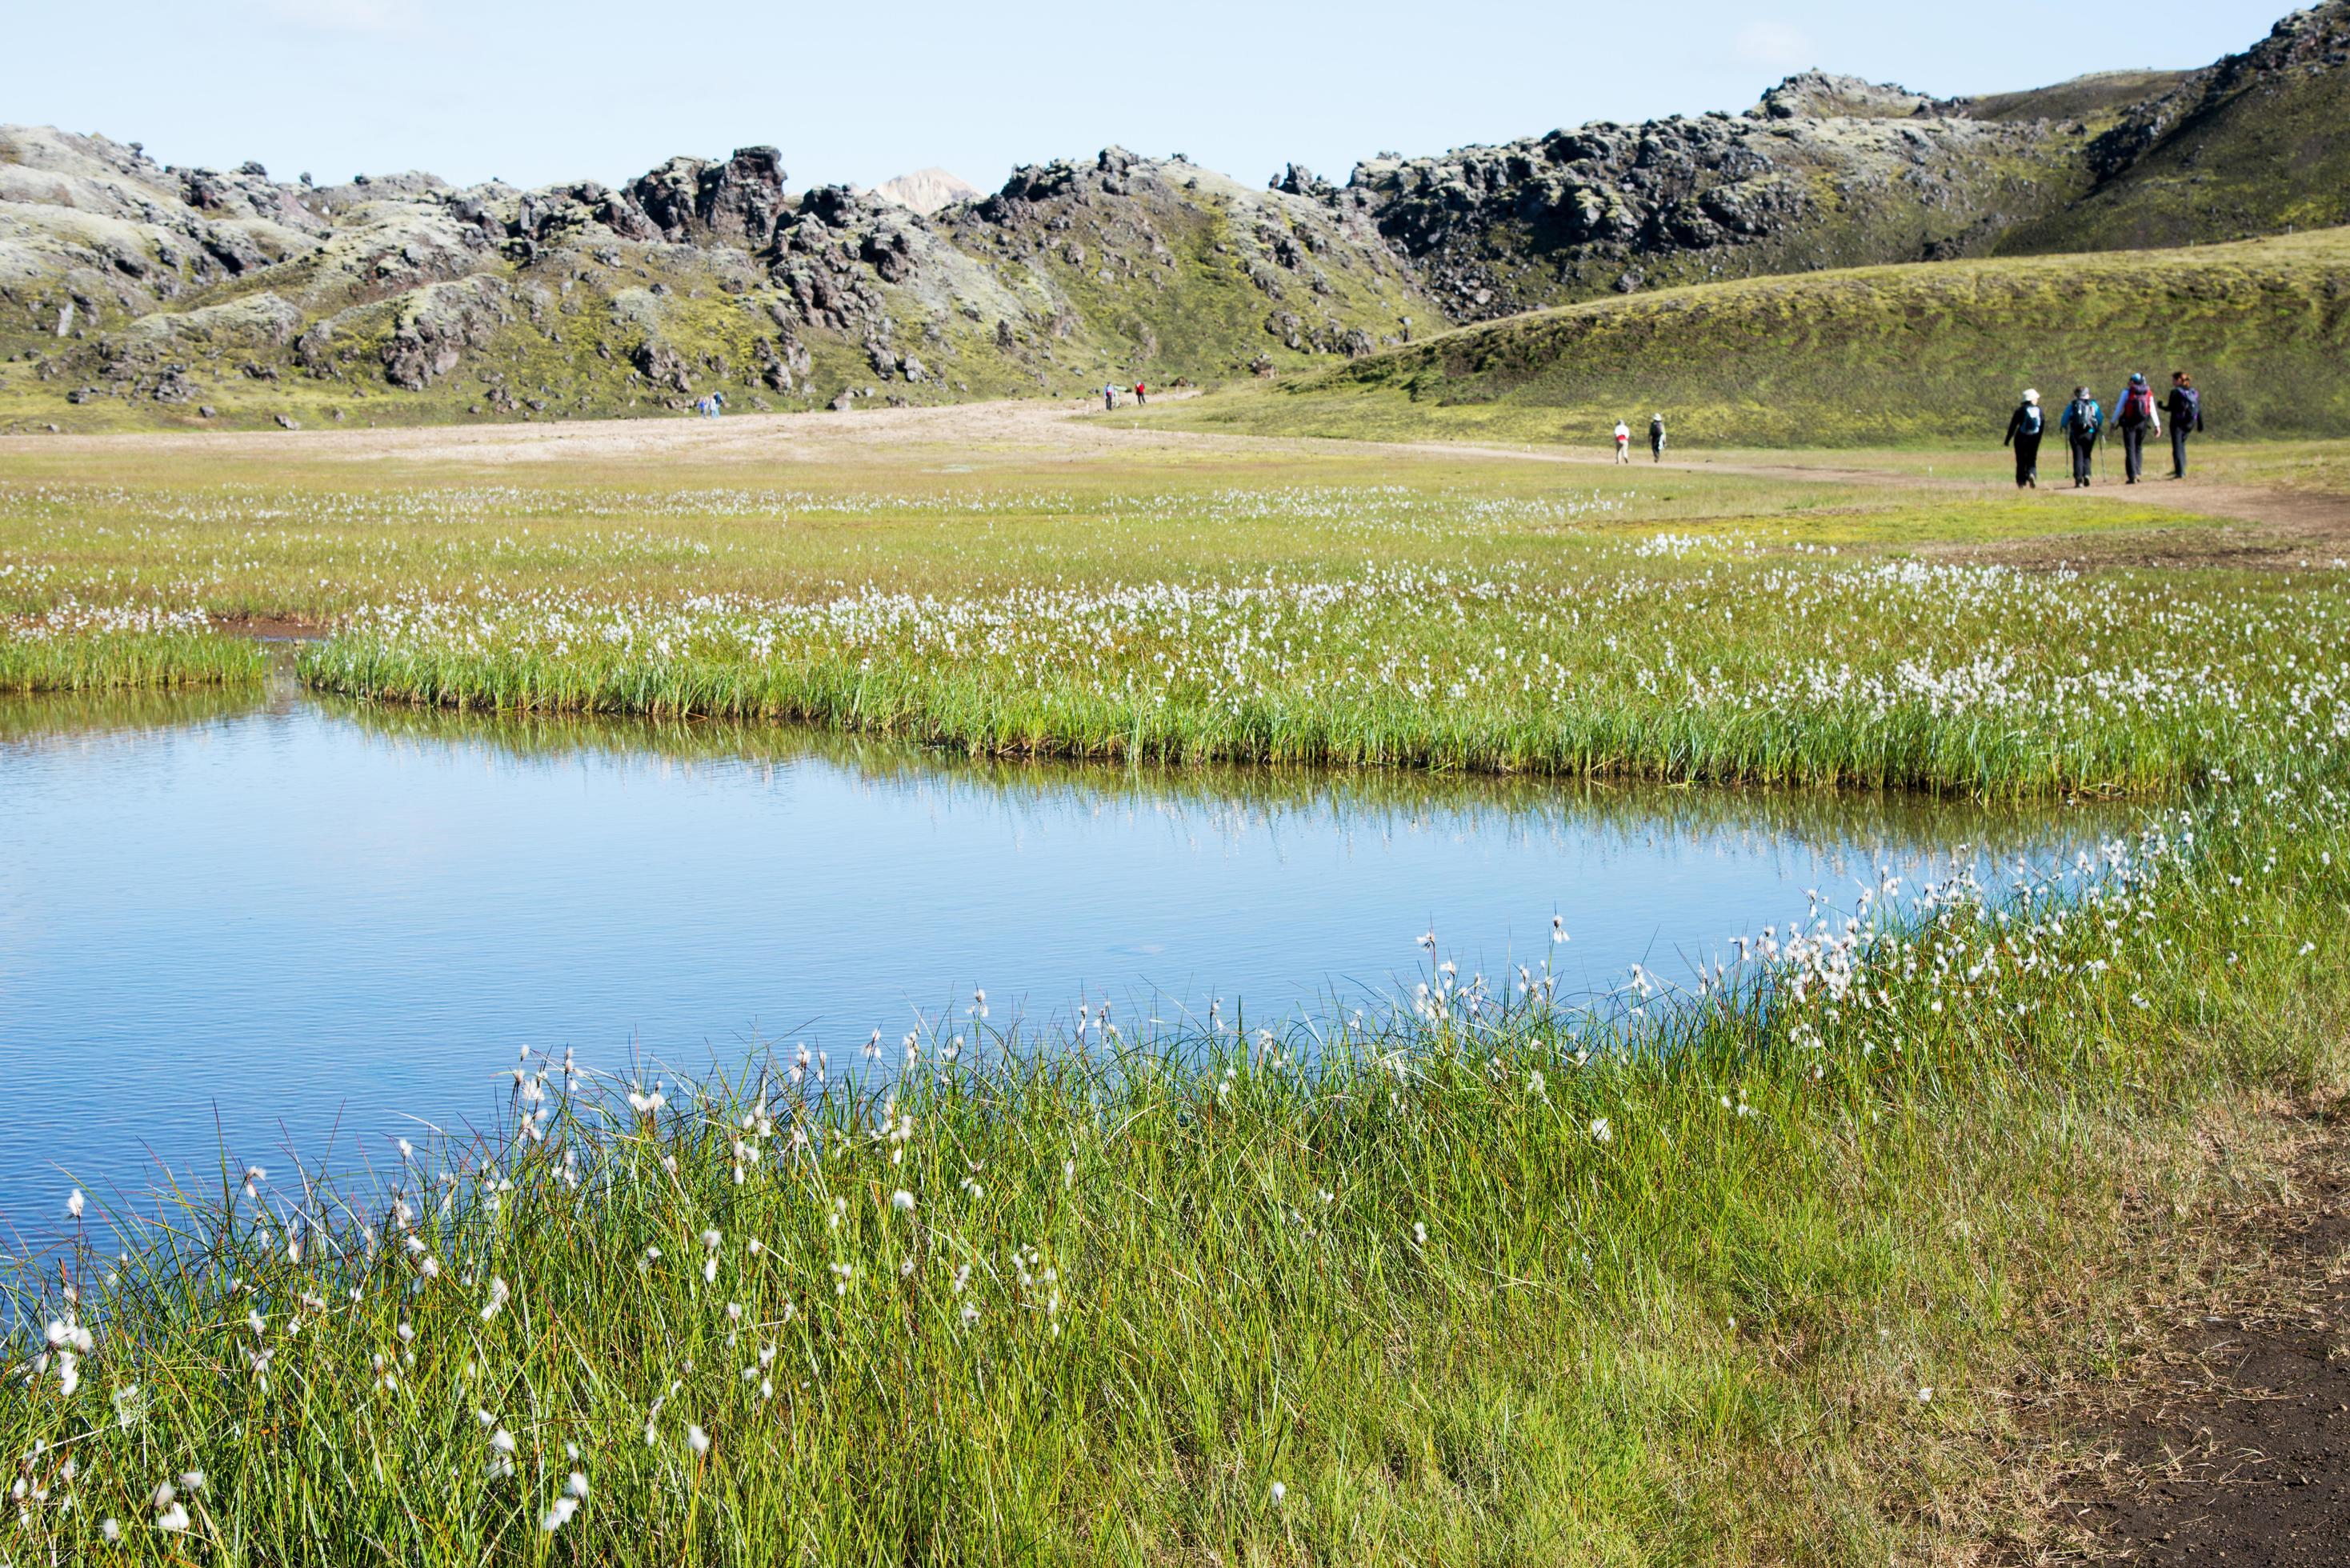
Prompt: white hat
<box><xmin>2023</xmin><ymin>388</ymin><xmax>2040</xmax><ymax>404</ymax></box>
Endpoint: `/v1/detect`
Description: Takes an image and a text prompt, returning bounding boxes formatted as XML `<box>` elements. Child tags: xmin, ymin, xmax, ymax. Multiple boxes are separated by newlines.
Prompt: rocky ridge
<box><xmin>1</xmin><ymin>2</ymin><xmax>2341</xmax><ymax>429</ymax></box>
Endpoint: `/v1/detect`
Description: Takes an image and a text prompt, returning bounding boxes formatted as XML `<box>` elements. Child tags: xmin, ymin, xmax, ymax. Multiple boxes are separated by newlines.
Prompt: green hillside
<box><xmin>1158</xmin><ymin>228</ymin><xmax>2350</xmax><ymax>448</ymax></box>
<box><xmin>1996</xmin><ymin>5</ymin><xmax>2350</xmax><ymax>254</ymax></box>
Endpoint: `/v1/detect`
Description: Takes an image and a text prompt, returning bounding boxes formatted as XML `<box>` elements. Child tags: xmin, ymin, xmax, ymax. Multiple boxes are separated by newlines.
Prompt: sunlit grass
<box><xmin>6</xmin><ymin>788</ymin><xmax>2341</xmax><ymax>1562</ymax></box>
<box><xmin>0</xmin><ymin>627</ymin><xmax>263</xmax><ymax>694</ymax></box>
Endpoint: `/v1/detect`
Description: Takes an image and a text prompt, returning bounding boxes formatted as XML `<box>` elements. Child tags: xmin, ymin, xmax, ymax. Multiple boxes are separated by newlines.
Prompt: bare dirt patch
<box><xmin>2049</xmin><ymin>1098</ymin><xmax>2350</xmax><ymax>1563</ymax></box>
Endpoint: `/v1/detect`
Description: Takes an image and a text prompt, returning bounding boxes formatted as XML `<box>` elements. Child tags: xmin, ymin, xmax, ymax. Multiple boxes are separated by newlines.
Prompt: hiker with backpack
<box><xmin>2002</xmin><ymin>388</ymin><xmax>2044</xmax><ymax>489</ymax></box>
<box><xmin>1648</xmin><ymin>414</ymin><xmax>1667</xmax><ymax>462</ymax></box>
<box><xmin>2112</xmin><ymin>372</ymin><xmax>2160</xmax><ymax>484</ymax></box>
<box><xmin>2164</xmin><ymin>370</ymin><xmax>2204</xmax><ymax>478</ymax></box>
<box><xmin>2060</xmin><ymin>387</ymin><xmax>2101</xmax><ymax>487</ymax></box>
<box><xmin>1612</xmin><ymin>419</ymin><xmax>1631</xmax><ymax>464</ymax></box>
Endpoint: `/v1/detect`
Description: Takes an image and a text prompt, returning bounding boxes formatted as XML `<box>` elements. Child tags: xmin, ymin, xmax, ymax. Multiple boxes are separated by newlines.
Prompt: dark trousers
<box><xmin>2070</xmin><ymin>436</ymin><xmax>2095</xmax><ymax>486</ymax></box>
<box><xmin>2170</xmin><ymin>424</ymin><xmax>2190</xmax><ymax>478</ymax></box>
<box><xmin>2012</xmin><ymin>434</ymin><xmax>2040</xmax><ymax>487</ymax></box>
<box><xmin>2120</xmin><ymin>423</ymin><xmax>2146</xmax><ymax>482</ymax></box>
<box><xmin>1650</xmin><ymin>436</ymin><xmax>1663</xmax><ymax>461</ymax></box>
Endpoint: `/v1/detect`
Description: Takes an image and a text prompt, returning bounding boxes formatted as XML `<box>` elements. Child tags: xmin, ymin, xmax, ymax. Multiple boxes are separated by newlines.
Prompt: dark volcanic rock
<box><xmin>627</xmin><ymin>147</ymin><xmax>790</xmax><ymax>248</ymax></box>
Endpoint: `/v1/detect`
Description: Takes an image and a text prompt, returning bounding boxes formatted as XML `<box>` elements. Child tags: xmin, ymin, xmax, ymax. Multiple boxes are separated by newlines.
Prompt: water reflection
<box><xmin>0</xmin><ymin>686</ymin><xmax>2125</xmax><ymax>1224</ymax></box>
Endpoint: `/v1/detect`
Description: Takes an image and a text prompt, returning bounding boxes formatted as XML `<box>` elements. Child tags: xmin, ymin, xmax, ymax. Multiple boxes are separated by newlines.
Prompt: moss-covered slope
<box><xmin>1167</xmin><ymin>228</ymin><xmax>2350</xmax><ymax>447</ymax></box>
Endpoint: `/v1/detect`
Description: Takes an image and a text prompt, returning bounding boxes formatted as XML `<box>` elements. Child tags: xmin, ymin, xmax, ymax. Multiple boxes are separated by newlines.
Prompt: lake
<box><xmin>0</xmin><ymin>678</ymin><xmax>2122</xmax><ymax>1225</ymax></box>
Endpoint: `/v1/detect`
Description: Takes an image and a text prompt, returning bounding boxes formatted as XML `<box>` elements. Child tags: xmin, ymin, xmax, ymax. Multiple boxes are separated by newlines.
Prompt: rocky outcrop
<box><xmin>383</xmin><ymin>277</ymin><xmax>507</xmax><ymax>390</ymax></box>
<box><xmin>627</xmin><ymin>147</ymin><xmax>790</xmax><ymax>248</ymax></box>
<box><xmin>2081</xmin><ymin>0</ymin><xmax>2350</xmax><ymax>179</ymax></box>
<box><xmin>1318</xmin><ymin>102</ymin><xmax>2080</xmax><ymax>320</ymax></box>
<box><xmin>1755</xmin><ymin>72</ymin><xmax>1950</xmax><ymax>120</ymax></box>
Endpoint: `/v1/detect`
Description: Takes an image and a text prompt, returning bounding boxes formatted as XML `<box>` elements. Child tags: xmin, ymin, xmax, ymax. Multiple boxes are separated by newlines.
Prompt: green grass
<box><xmin>4</xmin><ymin>435</ymin><xmax>2340</xmax><ymax>794</ymax></box>
<box><xmin>7</xmin><ymin>787</ymin><xmax>2343</xmax><ymax>1562</ymax></box>
<box><xmin>5</xmin><ymin>418</ymin><xmax>2349</xmax><ymax>1558</ymax></box>
<box><xmin>1144</xmin><ymin>228</ymin><xmax>2350</xmax><ymax>449</ymax></box>
<box><xmin>0</xmin><ymin>627</ymin><xmax>264</xmax><ymax>693</ymax></box>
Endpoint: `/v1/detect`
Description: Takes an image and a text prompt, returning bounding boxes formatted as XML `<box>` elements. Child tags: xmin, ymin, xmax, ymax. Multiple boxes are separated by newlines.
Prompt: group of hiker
<box><xmin>1101</xmin><ymin>382</ymin><xmax>1147</xmax><ymax>410</ymax></box>
<box><xmin>1611</xmin><ymin>415</ymin><xmax>1668</xmax><ymax>463</ymax></box>
<box><xmin>2003</xmin><ymin>370</ymin><xmax>2204</xmax><ymax>489</ymax></box>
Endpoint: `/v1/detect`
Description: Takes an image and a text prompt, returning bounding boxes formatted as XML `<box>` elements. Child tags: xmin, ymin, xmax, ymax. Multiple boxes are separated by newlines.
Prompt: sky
<box><xmin>12</xmin><ymin>0</ymin><xmax>2295</xmax><ymax>195</ymax></box>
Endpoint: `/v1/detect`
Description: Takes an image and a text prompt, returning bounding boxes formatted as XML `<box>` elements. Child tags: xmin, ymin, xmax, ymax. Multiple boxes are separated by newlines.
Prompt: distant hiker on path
<box><xmin>2003</xmin><ymin>388</ymin><xmax>2044</xmax><ymax>489</ymax></box>
<box><xmin>2113</xmin><ymin>372</ymin><xmax>2160</xmax><ymax>484</ymax></box>
<box><xmin>1103</xmin><ymin>383</ymin><xmax>1116</xmax><ymax>412</ymax></box>
<box><xmin>2060</xmin><ymin>387</ymin><xmax>2101</xmax><ymax>487</ymax></box>
<box><xmin>1612</xmin><ymin>420</ymin><xmax>1631</xmax><ymax>464</ymax></box>
<box><xmin>1648</xmin><ymin>414</ymin><xmax>1666</xmax><ymax>462</ymax></box>
<box><xmin>2165</xmin><ymin>370</ymin><xmax>2204</xmax><ymax>478</ymax></box>
<box><xmin>1134</xmin><ymin>382</ymin><xmax>1147</xmax><ymax>406</ymax></box>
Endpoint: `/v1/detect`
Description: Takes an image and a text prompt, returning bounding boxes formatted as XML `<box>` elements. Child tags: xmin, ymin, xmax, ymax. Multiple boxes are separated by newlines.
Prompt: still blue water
<box><xmin>0</xmin><ymin>683</ymin><xmax>2116</xmax><ymax>1226</ymax></box>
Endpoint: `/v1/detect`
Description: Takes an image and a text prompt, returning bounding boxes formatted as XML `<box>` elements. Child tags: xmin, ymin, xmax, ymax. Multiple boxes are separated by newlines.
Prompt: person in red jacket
<box><xmin>2112</xmin><ymin>372</ymin><xmax>2161</xmax><ymax>484</ymax></box>
<box><xmin>1134</xmin><ymin>382</ymin><xmax>1147</xmax><ymax>406</ymax></box>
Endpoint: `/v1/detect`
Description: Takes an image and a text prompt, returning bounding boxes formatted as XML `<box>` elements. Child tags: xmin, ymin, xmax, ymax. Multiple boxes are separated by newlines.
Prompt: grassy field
<box><xmin>1143</xmin><ymin>229</ymin><xmax>2350</xmax><ymax>450</ymax></box>
<box><xmin>3</xmin><ymin>415</ymin><xmax>2340</xmax><ymax>797</ymax></box>
<box><xmin>2</xmin><ymin>410</ymin><xmax>2348</xmax><ymax>1559</ymax></box>
<box><xmin>9</xmin><ymin>782</ymin><xmax>2344</xmax><ymax>1562</ymax></box>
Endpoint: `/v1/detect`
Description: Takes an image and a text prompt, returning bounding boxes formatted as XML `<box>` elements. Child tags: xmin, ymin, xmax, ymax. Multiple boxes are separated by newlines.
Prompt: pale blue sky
<box><xmin>16</xmin><ymin>0</ymin><xmax>2292</xmax><ymax>194</ymax></box>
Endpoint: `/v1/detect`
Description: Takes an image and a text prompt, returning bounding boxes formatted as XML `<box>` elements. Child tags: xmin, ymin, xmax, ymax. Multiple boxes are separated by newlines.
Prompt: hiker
<box><xmin>2060</xmin><ymin>387</ymin><xmax>2101</xmax><ymax>487</ymax></box>
<box><xmin>1103</xmin><ymin>382</ymin><xmax>1116</xmax><ymax>412</ymax></box>
<box><xmin>2112</xmin><ymin>372</ymin><xmax>2160</xmax><ymax>484</ymax></box>
<box><xmin>1135</xmin><ymin>381</ymin><xmax>1147</xmax><ymax>406</ymax></box>
<box><xmin>2164</xmin><ymin>370</ymin><xmax>2204</xmax><ymax>478</ymax></box>
<box><xmin>1648</xmin><ymin>413</ymin><xmax>1666</xmax><ymax>462</ymax></box>
<box><xmin>1612</xmin><ymin>419</ymin><xmax>1631</xmax><ymax>464</ymax></box>
<box><xmin>2002</xmin><ymin>388</ymin><xmax>2044</xmax><ymax>489</ymax></box>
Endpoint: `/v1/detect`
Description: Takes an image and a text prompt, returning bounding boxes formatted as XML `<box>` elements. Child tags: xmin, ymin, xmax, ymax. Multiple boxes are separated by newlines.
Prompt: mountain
<box><xmin>1158</xmin><ymin>227</ymin><xmax>2350</xmax><ymax>446</ymax></box>
<box><xmin>872</xmin><ymin>168</ymin><xmax>982</xmax><ymax>217</ymax></box>
<box><xmin>1291</xmin><ymin>2</ymin><xmax>2348</xmax><ymax>324</ymax></box>
<box><xmin>1990</xmin><ymin>2</ymin><xmax>2350</xmax><ymax>252</ymax></box>
<box><xmin>0</xmin><ymin>140</ymin><xmax>1431</xmax><ymax>430</ymax></box>
<box><xmin>1</xmin><ymin>2</ymin><xmax>2343</xmax><ymax>431</ymax></box>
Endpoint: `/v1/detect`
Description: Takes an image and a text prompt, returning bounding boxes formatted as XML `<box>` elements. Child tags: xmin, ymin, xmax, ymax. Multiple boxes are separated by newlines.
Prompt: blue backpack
<box><xmin>2019</xmin><ymin>404</ymin><xmax>2043</xmax><ymax>437</ymax></box>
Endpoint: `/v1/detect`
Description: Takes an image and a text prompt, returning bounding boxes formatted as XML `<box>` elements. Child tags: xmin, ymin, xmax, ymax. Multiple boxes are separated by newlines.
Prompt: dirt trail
<box><xmin>2053</xmin><ymin>1101</ymin><xmax>2350</xmax><ymax>1564</ymax></box>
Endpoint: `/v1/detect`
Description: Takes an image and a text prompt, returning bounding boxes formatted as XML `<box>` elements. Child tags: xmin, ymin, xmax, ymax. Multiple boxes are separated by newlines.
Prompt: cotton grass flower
<box><xmin>480</xmin><ymin>1275</ymin><xmax>510</xmax><ymax>1322</ymax></box>
<box><xmin>66</xmin><ymin>1188</ymin><xmax>84</xmax><ymax>1220</ymax></box>
<box><xmin>687</xmin><ymin>1425</ymin><xmax>711</xmax><ymax>1457</ymax></box>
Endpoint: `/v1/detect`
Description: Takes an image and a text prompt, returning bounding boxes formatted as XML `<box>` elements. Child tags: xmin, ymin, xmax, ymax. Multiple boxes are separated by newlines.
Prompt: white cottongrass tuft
<box><xmin>687</xmin><ymin>1425</ymin><xmax>711</xmax><ymax>1456</ymax></box>
<box><xmin>480</xmin><ymin>1275</ymin><xmax>510</xmax><ymax>1322</ymax></box>
<box><xmin>66</xmin><ymin>1188</ymin><xmax>84</xmax><ymax>1220</ymax></box>
<box><xmin>891</xmin><ymin>1188</ymin><xmax>915</xmax><ymax>1214</ymax></box>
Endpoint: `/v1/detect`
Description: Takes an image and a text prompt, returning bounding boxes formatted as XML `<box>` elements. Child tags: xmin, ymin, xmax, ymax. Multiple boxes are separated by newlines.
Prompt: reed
<box><xmin>0</xmin><ymin>628</ymin><xmax>264</xmax><ymax>694</ymax></box>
